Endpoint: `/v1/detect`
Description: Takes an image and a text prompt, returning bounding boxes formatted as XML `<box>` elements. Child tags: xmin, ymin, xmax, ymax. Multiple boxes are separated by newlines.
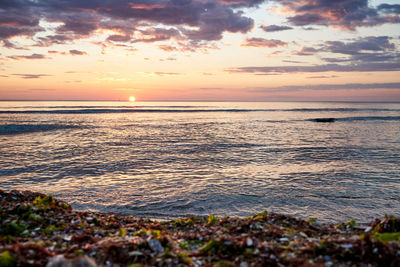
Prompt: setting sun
<box><xmin>129</xmin><ymin>96</ymin><xmax>136</xmax><ymax>102</ymax></box>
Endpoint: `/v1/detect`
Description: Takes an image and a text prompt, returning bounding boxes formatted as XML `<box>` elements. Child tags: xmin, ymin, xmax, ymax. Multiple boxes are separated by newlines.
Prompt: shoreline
<box><xmin>1</xmin><ymin>189</ymin><xmax>399</xmax><ymax>266</ymax></box>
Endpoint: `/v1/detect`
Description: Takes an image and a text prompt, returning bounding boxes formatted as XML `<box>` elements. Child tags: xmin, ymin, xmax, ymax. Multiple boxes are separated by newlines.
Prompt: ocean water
<box><xmin>0</xmin><ymin>101</ymin><xmax>399</xmax><ymax>223</ymax></box>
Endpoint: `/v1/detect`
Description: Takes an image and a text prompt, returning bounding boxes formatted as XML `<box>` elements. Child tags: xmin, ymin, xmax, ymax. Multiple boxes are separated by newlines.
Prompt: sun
<box><xmin>129</xmin><ymin>96</ymin><xmax>136</xmax><ymax>102</ymax></box>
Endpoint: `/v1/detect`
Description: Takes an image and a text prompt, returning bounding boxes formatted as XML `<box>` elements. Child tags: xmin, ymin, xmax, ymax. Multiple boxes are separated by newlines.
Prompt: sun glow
<box><xmin>129</xmin><ymin>96</ymin><xmax>136</xmax><ymax>102</ymax></box>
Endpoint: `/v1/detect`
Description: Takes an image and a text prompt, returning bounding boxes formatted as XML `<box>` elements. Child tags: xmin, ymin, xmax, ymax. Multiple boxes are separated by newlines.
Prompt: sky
<box><xmin>0</xmin><ymin>0</ymin><xmax>399</xmax><ymax>101</ymax></box>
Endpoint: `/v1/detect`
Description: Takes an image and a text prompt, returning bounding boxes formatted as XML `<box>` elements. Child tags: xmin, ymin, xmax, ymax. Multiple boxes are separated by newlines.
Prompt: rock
<box><xmin>313</xmin><ymin>118</ymin><xmax>336</xmax><ymax>123</ymax></box>
<box><xmin>246</xmin><ymin>238</ymin><xmax>253</xmax><ymax>247</ymax></box>
<box><xmin>147</xmin><ymin>237</ymin><xmax>164</xmax><ymax>254</ymax></box>
<box><xmin>46</xmin><ymin>255</ymin><xmax>97</xmax><ymax>267</ymax></box>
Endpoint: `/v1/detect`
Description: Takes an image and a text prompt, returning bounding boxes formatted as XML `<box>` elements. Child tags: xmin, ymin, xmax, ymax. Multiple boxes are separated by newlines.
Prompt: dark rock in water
<box><xmin>46</xmin><ymin>255</ymin><xmax>97</xmax><ymax>267</ymax></box>
<box><xmin>313</xmin><ymin>118</ymin><xmax>335</xmax><ymax>122</ymax></box>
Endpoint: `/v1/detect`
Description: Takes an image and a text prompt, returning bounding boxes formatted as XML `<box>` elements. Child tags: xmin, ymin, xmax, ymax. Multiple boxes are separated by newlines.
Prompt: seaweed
<box><xmin>0</xmin><ymin>189</ymin><xmax>399</xmax><ymax>267</ymax></box>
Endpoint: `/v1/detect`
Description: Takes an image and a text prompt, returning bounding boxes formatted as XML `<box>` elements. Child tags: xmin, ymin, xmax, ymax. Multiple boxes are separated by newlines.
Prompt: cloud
<box><xmin>324</xmin><ymin>36</ymin><xmax>394</xmax><ymax>55</ymax></box>
<box><xmin>154</xmin><ymin>72</ymin><xmax>182</xmax><ymax>76</ymax></box>
<box><xmin>28</xmin><ymin>88</ymin><xmax>55</xmax><ymax>91</ymax></box>
<box><xmin>133</xmin><ymin>28</ymin><xmax>182</xmax><ymax>43</ymax></box>
<box><xmin>260</xmin><ymin>25</ymin><xmax>293</xmax><ymax>32</ymax></box>
<box><xmin>226</xmin><ymin>62</ymin><xmax>400</xmax><ymax>74</ymax></box>
<box><xmin>0</xmin><ymin>0</ymin><xmax>257</xmax><ymax>48</ymax></box>
<box><xmin>8</xmin><ymin>53</ymin><xmax>47</xmax><ymax>60</ymax></box>
<box><xmin>378</xmin><ymin>4</ymin><xmax>400</xmax><ymax>14</ymax></box>
<box><xmin>292</xmin><ymin>46</ymin><xmax>319</xmax><ymax>55</ymax></box>
<box><xmin>0</xmin><ymin>11</ymin><xmax>42</xmax><ymax>39</ymax></box>
<box><xmin>12</xmin><ymin>73</ymin><xmax>52</xmax><ymax>79</ymax></box>
<box><xmin>320</xmin><ymin>36</ymin><xmax>398</xmax><ymax>64</ymax></box>
<box><xmin>69</xmin><ymin>49</ymin><xmax>87</xmax><ymax>56</ymax></box>
<box><xmin>307</xmin><ymin>75</ymin><xmax>339</xmax><ymax>79</ymax></box>
<box><xmin>231</xmin><ymin>36</ymin><xmax>400</xmax><ymax>74</ymax></box>
<box><xmin>0</xmin><ymin>39</ymin><xmax>25</xmax><ymax>50</ymax></box>
<box><xmin>269</xmin><ymin>0</ymin><xmax>400</xmax><ymax>30</ymax></box>
<box><xmin>241</xmin><ymin>37</ymin><xmax>287</xmax><ymax>47</ymax></box>
<box><xmin>248</xmin><ymin>82</ymin><xmax>400</xmax><ymax>93</ymax></box>
<box><xmin>217</xmin><ymin>0</ymin><xmax>265</xmax><ymax>8</ymax></box>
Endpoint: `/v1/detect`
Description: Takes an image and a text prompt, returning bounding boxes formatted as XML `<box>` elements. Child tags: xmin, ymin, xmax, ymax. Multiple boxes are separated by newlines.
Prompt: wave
<box><xmin>5</xmin><ymin>105</ymin><xmax>211</xmax><ymax>109</ymax></box>
<box><xmin>0</xmin><ymin>108</ymin><xmax>254</xmax><ymax>114</ymax></box>
<box><xmin>309</xmin><ymin>116</ymin><xmax>400</xmax><ymax>122</ymax></box>
<box><xmin>291</xmin><ymin>108</ymin><xmax>399</xmax><ymax>112</ymax></box>
<box><xmin>0</xmin><ymin>124</ymin><xmax>79</xmax><ymax>135</ymax></box>
<box><xmin>1</xmin><ymin>107</ymin><xmax>399</xmax><ymax>114</ymax></box>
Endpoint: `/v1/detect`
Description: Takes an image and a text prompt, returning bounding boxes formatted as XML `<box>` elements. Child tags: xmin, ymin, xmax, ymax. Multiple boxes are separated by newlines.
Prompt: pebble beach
<box><xmin>1</xmin><ymin>189</ymin><xmax>399</xmax><ymax>266</ymax></box>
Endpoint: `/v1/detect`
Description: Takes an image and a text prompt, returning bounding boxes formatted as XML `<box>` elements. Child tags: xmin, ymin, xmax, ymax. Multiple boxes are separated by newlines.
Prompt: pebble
<box><xmin>147</xmin><ymin>237</ymin><xmax>164</xmax><ymax>254</ymax></box>
<box><xmin>240</xmin><ymin>262</ymin><xmax>249</xmax><ymax>267</ymax></box>
<box><xmin>364</xmin><ymin>226</ymin><xmax>372</xmax><ymax>233</ymax></box>
<box><xmin>341</xmin><ymin>244</ymin><xmax>353</xmax><ymax>249</ymax></box>
<box><xmin>46</xmin><ymin>255</ymin><xmax>98</xmax><ymax>267</ymax></box>
<box><xmin>129</xmin><ymin>251</ymin><xmax>143</xmax><ymax>256</ymax></box>
<box><xmin>246</xmin><ymin>237</ymin><xmax>253</xmax><ymax>247</ymax></box>
<box><xmin>279</xmin><ymin>237</ymin><xmax>289</xmax><ymax>242</ymax></box>
<box><xmin>299</xmin><ymin>232</ymin><xmax>308</xmax><ymax>238</ymax></box>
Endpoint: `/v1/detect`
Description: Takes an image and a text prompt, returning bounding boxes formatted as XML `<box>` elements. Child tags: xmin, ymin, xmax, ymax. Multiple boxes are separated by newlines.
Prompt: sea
<box><xmin>0</xmin><ymin>101</ymin><xmax>399</xmax><ymax>223</ymax></box>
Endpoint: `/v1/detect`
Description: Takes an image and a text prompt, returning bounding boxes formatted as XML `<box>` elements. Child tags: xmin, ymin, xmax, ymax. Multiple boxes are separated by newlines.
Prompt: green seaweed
<box><xmin>0</xmin><ymin>251</ymin><xmax>17</xmax><ymax>267</ymax></box>
<box><xmin>252</xmin><ymin>210</ymin><xmax>268</xmax><ymax>220</ymax></box>
<box><xmin>118</xmin><ymin>228</ymin><xmax>127</xmax><ymax>238</ymax></box>
<box><xmin>33</xmin><ymin>195</ymin><xmax>56</xmax><ymax>210</ymax></box>
<box><xmin>373</xmin><ymin>232</ymin><xmax>400</xmax><ymax>242</ymax></box>
<box><xmin>346</xmin><ymin>219</ymin><xmax>356</xmax><ymax>229</ymax></box>
<box><xmin>172</xmin><ymin>217</ymin><xmax>193</xmax><ymax>227</ymax></box>
<box><xmin>179</xmin><ymin>239</ymin><xmax>204</xmax><ymax>249</ymax></box>
<box><xmin>308</xmin><ymin>218</ymin><xmax>317</xmax><ymax>223</ymax></box>
<box><xmin>1</xmin><ymin>220</ymin><xmax>27</xmax><ymax>236</ymax></box>
<box><xmin>200</xmin><ymin>239</ymin><xmax>221</xmax><ymax>255</ymax></box>
<box><xmin>177</xmin><ymin>251</ymin><xmax>192</xmax><ymax>265</ymax></box>
<box><xmin>208</xmin><ymin>214</ymin><xmax>217</xmax><ymax>225</ymax></box>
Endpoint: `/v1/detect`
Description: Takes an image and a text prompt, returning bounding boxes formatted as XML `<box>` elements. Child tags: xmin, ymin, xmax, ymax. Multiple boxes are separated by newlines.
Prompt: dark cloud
<box><xmin>69</xmin><ymin>49</ymin><xmax>87</xmax><ymax>55</ymax></box>
<box><xmin>0</xmin><ymin>39</ymin><xmax>25</xmax><ymax>49</ymax></box>
<box><xmin>226</xmin><ymin>61</ymin><xmax>400</xmax><ymax>74</ymax></box>
<box><xmin>282</xmin><ymin>60</ymin><xmax>305</xmax><ymax>63</ymax></box>
<box><xmin>12</xmin><ymin>73</ymin><xmax>52</xmax><ymax>79</ymax></box>
<box><xmin>378</xmin><ymin>4</ymin><xmax>400</xmax><ymax>14</ymax></box>
<box><xmin>0</xmin><ymin>0</ymin><xmax>256</xmax><ymax>48</ymax></box>
<box><xmin>0</xmin><ymin>11</ymin><xmax>41</xmax><ymax>40</ymax></box>
<box><xmin>133</xmin><ymin>28</ymin><xmax>182</xmax><ymax>43</ymax></box>
<box><xmin>36</xmin><ymin>35</ymin><xmax>74</xmax><ymax>47</ymax></box>
<box><xmin>241</xmin><ymin>37</ymin><xmax>287</xmax><ymax>47</ymax></box>
<box><xmin>308</xmin><ymin>75</ymin><xmax>339</xmax><ymax>79</ymax></box>
<box><xmin>260</xmin><ymin>25</ymin><xmax>293</xmax><ymax>32</ymax></box>
<box><xmin>8</xmin><ymin>53</ymin><xmax>47</xmax><ymax>60</ymax></box>
<box><xmin>292</xmin><ymin>46</ymin><xmax>319</xmax><ymax>56</ymax></box>
<box><xmin>320</xmin><ymin>36</ymin><xmax>398</xmax><ymax>66</ymax></box>
<box><xmin>324</xmin><ymin>36</ymin><xmax>394</xmax><ymax>55</ymax></box>
<box><xmin>217</xmin><ymin>0</ymin><xmax>265</xmax><ymax>8</ymax></box>
<box><xmin>270</xmin><ymin>0</ymin><xmax>400</xmax><ymax>30</ymax></box>
<box><xmin>107</xmin><ymin>35</ymin><xmax>132</xmax><ymax>42</ymax></box>
<box><xmin>248</xmin><ymin>82</ymin><xmax>400</xmax><ymax>93</ymax></box>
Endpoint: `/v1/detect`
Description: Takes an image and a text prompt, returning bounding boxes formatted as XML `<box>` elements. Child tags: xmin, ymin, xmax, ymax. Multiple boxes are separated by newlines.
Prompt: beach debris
<box><xmin>0</xmin><ymin>189</ymin><xmax>399</xmax><ymax>266</ymax></box>
<box><xmin>46</xmin><ymin>255</ymin><xmax>97</xmax><ymax>267</ymax></box>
